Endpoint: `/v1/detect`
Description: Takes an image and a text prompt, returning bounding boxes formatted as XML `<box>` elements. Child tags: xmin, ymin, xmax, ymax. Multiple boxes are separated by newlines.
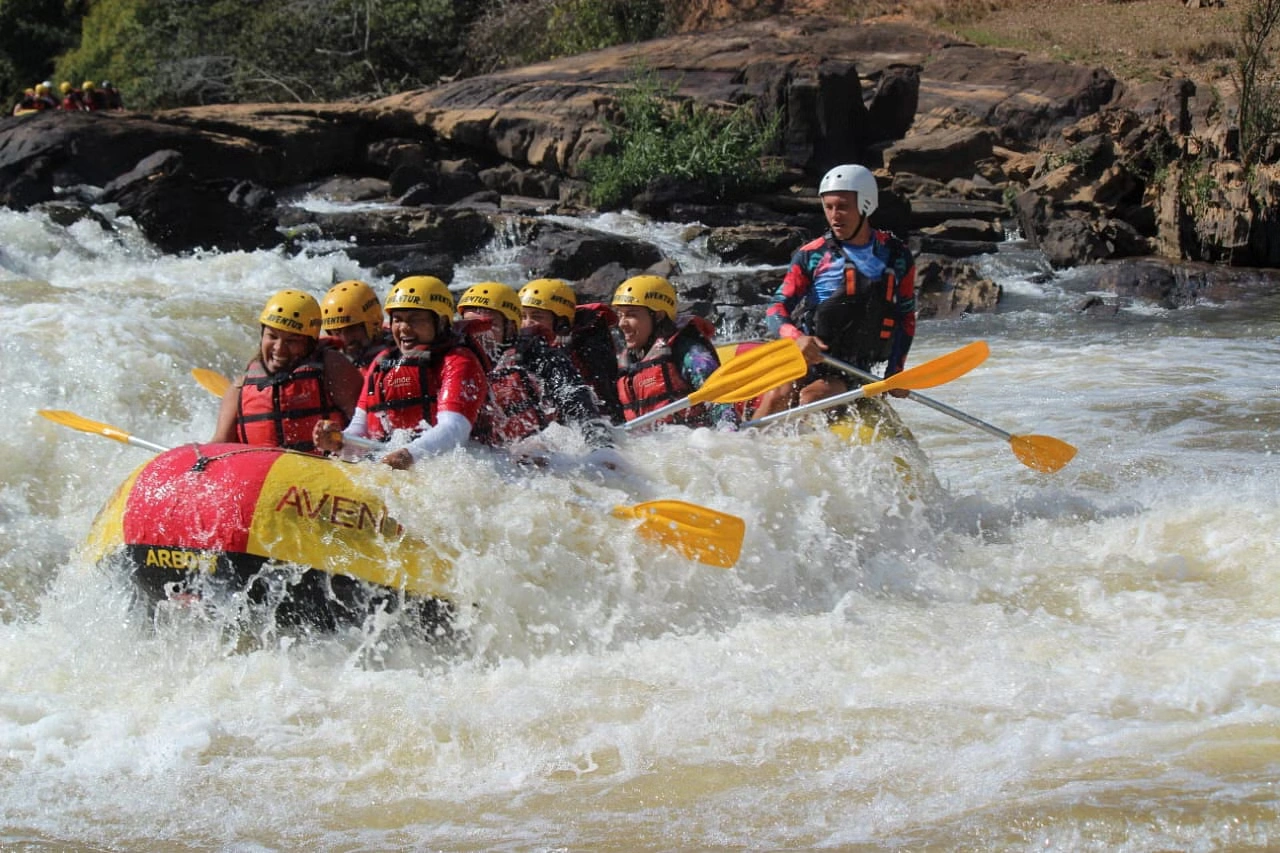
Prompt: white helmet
<box><xmin>818</xmin><ymin>164</ymin><xmax>878</xmax><ymax>216</ymax></box>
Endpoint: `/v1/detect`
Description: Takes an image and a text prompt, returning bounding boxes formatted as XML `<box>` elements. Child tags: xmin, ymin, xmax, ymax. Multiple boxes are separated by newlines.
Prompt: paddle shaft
<box><xmin>822</xmin><ymin>355</ymin><xmax>1016</xmax><ymax>442</ymax></box>
<box><xmin>622</xmin><ymin>338</ymin><xmax>807</xmax><ymax>431</ymax></box>
<box><xmin>743</xmin><ymin>341</ymin><xmax>989</xmax><ymax>428</ymax></box>
<box><xmin>742</xmin><ymin>385</ymin><xmax>868</xmax><ymax>428</ymax></box>
<box><xmin>623</xmin><ymin>397</ymin><xmax>690</xmax><ymax>430</ymax></box>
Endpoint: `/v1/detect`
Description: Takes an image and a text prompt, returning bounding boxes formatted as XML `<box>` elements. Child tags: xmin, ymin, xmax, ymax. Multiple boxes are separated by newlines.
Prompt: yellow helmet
<box><xmin>612</xmin><ymin>275</ymin><xmax>677</xmax><ymax>321</ymax></box>
<box><xmin>518</xmin><ymin>278</ymin><xmax>576</xmax><ymax>322</ymax></box>
<box><xmin>259</xmin><ymin>289</ymin><xmax>322</xmax><ymax>339</ymax></box>
<box><xmin>35</xmin><ymin>84</ymin><xmax>49</xmax><ymax>97</ymax></box>
<box><xmin>458</xmin><ymin>282</ymin><xmax>521</xmax><ymax>324</ymax></box>
<box><xmin>82</xmin><ymin>81</ymin><xmax>95</xmax><ymax>91</ymax></box>
<box><xmin>321</xmin><ymin>279</ymin><xmax>382</xmax><ymax>336</ymax></box>
<box><xmin>59</xmin><ymin>81</ymin><xmax>71</xmax><ymax>95</ymax></box>
<box><xmin>385</xmin><ymin>275</ymin><xmax>454</xmax><ymax>318</ymax></box>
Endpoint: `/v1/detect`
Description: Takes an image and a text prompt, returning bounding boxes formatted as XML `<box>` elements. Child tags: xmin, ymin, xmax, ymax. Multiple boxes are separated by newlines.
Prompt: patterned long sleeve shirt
<box><xmin>766</xmin><ymin>229</ymin><xmax>917</xmax><ymax>375</ymax></box>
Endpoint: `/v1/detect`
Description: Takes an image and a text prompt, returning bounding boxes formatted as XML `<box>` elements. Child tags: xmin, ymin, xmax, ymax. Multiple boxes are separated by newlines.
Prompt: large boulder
<box><xmin>1078</xmin><ymin>257</ymin><xmax>1280</xmax><ymax>307</ymax></box>
<box><xmin>513</xmin><ymin>219</ymin><xmax>665</xmax><ymax>280</ymax></box>
<box><xmin>98</xmin><ymin>149</ymin><xmax>279</xmax><ymax>253</ymax></box>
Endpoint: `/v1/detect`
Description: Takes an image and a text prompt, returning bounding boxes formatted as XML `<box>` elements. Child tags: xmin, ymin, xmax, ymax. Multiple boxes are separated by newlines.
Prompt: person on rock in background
<box><xmin>313</xmin><ymin>276</ymin><xmax>488</xmax><ymax>470</ymax></box>
<box><xmin>751</xmin><ymin>163</ymin><xmax>916</xmax><ymax>418</ymax></box>
<box><xmin>613</xmin><ymin>274</ymin><xmax>738</xmax><ymax>430</ymax></box>
<box><xmin>100</xmin><ymin>80</ymin><xmax>124</xmax><ymax>109</ymax></box>
<box><xmin>82</xmin><ymin>81</ymin><xmax>108</xmax><ymax>111</ymax></box>
<box><xmin>517</xmin><ymin>277</ymin><xmax>625</xmax><ymax>425</ymax></box>
<box><xmin>32</xmin><ymin>83</ymin><xmax>57</xmax><ymax>110</ymax></box>
<box><xmin>58</xmin><ymin>82</ymin><xmax>84</xmax><ymax>111</ymax></box>
<box><xmin>457</xmin><ymin>281</ymin><xmax>616</xmax><ymax>456</ymax></box>
<box><xmin>319</xmin><ymin>278</ymin><xmax>392</xmax><ymax>370</ymax></box>
<box><xmin>11</xmin><ymin>88</ymin><xmax>36</xmax><ymax>115</ymax></box>
<box><xmin>210</xmin><ymin>289</ymin><xmax>364</xmax><ymax>453</ymax></box>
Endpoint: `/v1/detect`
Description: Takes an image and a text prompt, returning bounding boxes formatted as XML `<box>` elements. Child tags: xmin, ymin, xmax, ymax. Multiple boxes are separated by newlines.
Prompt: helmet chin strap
<box><xmin>829</xmin><ymin>212</ymin><xmax>867</xmax><ymax>247</ymax></box>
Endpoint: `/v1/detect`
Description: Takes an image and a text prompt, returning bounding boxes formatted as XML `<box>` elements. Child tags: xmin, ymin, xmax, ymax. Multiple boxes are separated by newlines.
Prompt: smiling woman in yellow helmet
<box><xmin>313</xmin><ymin>275</ymin><xmax>489</xmax><ymax>470</ymax></box>
<box><xmin>613</xmin><ymin>274</ymin><xmax>737</xmax><ymax>430</ymax></box>
<box><xmin>210</xmin><ymin>289</ymin><xmax>364</xmax><ymax>453</ymax></box>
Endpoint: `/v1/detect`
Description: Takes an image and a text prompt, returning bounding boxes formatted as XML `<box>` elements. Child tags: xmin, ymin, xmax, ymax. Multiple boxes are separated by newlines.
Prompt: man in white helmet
<box><xmin>752</xmin><ymin>163</ymin><xmax>916</xmax><ymax>416</ymax></box>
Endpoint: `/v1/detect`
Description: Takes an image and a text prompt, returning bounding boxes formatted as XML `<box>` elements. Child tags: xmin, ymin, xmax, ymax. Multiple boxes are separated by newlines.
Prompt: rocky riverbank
<box><xmin>2</xmin><ymin>15</ymin><xmax>1278</xmax><ymax>327</ymax></box>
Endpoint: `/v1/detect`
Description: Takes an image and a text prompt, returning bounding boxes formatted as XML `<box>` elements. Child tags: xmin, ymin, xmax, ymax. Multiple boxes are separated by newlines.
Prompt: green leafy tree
<box><xmin>53</xmin><ymin>0</ymin><xmax>154</xmax><ymax>105</ymax></box>
<box><xmin>0</xmin><ymin>0</ymin><xmax>87</xmax><ymax>105</ymax></box>
<box><xmin>53</xmin><ymin>0</ymin><xmax>481</xmax><ymax>109</ymax></box>
<box><xmin>1234</xmin><ymin>0</ymin><xmax>1280</xmax><ymax>164</ymax></box>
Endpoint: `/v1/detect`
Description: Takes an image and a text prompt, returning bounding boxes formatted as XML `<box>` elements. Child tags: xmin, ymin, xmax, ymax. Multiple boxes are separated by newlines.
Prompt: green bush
<box><xmin>582</xmin><ymin>68</ymin><xmax>782</xmax><ymax>209</ymax></box>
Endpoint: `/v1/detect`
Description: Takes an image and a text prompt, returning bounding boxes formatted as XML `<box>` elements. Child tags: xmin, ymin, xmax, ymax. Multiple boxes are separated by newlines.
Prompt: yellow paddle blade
<box><xmin>1010</xmin><ymin>434</ymin><xmax>1077</xmax><ymax>474</ymax></box>
<box><xmin>860</xmin><ymin>341</ymin><xmax>990</xmax><ymax>396</ymax></box>
<box><xmin>612</xmin><ymin>499</ymin><xmax>745</xmax><ymax>568</ymax></box>
<box><xmin>689</xmin><ymin>338</ymin><xmax>808</xmax><ymax>405</ymax></box>
<box><xmin>38</xmin><ymin>410</ymin><xmax>172</xmax><ymax>453</ymax></box>
<box><xmin>192</xmin><ymin>368</ymin><xmax>231</xmax><ymax>397</ymax></box>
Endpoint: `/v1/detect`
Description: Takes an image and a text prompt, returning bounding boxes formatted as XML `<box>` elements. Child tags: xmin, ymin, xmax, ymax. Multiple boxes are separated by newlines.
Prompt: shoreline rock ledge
<box><xmin>2</xmin><ymin>16</ymin><xmax>1278</xmax><ymax>323</ymax></box>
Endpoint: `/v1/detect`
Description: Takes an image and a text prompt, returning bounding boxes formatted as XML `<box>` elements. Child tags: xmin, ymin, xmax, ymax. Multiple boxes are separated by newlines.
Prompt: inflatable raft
<box><xmin>82</xmin><ymin>443</ymin><xmax>454</xmax><ymax>633</ymax></box>
<box><xmin>717</xmin><ymin>341</ymin><xmax>918</xmax><ymax>443</ymax></box>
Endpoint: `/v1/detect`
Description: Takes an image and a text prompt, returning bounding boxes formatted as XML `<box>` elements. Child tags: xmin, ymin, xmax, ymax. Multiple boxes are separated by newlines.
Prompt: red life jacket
<box><xmin>562</xmin><ymin>303</ymin><xmax>623</xmax><ymax>424</ymax></box>
<box><xmin>235</xmin><ymin>355</ymin><xmax>346</xmax><ymax>453</ymax></box>
<box><xmin>472</xmin><ymin>344</ymin><xmax>556</xmax><ymax>447</ymax></box>
<box><xmin>617</xmin><ymin>317</ymin><xmax>717</xmax><ymax>428</ymax></box>
<box><xmin>362</xmin><ymin>334</ymin><xmax>487</xmax><ymax>441</ymax></box>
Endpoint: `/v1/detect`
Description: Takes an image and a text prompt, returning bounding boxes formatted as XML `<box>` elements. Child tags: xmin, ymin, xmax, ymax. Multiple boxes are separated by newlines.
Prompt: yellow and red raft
<box><xmin>82</xmin><ymin>443</ymin><xmax>453</xmax><ymax>632</ymax></box>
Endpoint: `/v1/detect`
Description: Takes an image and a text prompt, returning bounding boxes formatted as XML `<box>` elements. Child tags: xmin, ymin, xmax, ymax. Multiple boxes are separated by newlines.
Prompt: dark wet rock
<box><xmin>513</xmin><ymin>220</ymin><xmax>665</xmax><ymax>281</ymax></box>
<box><xmin>278</xmin><ymin>205</ymin><xmax>494</xmax><ymax>253</ymax></box>
<box><xmin>706</xmin><ymin>224</ymin><xmax>810</xmax><ymax>265</ymax></box>
<box><xmin>312</xmin><ymin>176</ymin><xmax>391</xmax><ymax>202</ymax></box>
<box><xmin>914</xmin><ymin>236</ymin><xmax>1000</xmax><ymax>258</ymax></box>
<box><xmin>908</xmin><ymin>197</ymin><xmax>1008</xmax><ymax>230</ymax></box>
<box><xmin>30</xmin><ymin>200</ymin><xmax>113</xmax><ymax>230</ymax></box>
<box><xmin>1081</xmin><ymin>257</ymin><xmax>1280</xmax><ymax>308</ymax></box>
<box><xmin>109</xmin><ymin>170</ymin><xmax>280</xmax><ymax>254</ymax></box>
<box><xmin>343</xmin><ymin>247</ymin><xmax>457</xmax><ymax>283</ymax></box>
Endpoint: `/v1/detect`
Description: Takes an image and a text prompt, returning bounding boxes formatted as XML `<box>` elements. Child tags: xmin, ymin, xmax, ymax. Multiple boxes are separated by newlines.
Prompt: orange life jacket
<box><xmin>617</xmin><ymin>317</ymin><xmax>717</xmax><ymax>428</ymax></box>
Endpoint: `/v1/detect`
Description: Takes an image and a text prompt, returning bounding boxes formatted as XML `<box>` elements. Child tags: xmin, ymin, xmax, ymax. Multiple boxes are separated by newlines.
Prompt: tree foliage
<box><xmin>462</xmin><ymin>0</ymin><xmax>671</xmax><ymax>76</ymax></box>
<box><xmin>50</xmin><ymin>0</ymin><xmax>480</xmax><ymax>109</ymax></box>
<box><xmin>0</xmin><ymin>0</ymin><xmax>87</xmax><ymax>103</ymax></box>
<box><xmin>1234</xmin><ymin>0</ymin><xmax>1280</xmax><ymax>164</ymax></box>
<box><xmin>12</xmin><ymin>0</ymin><xmax>681</xmax><ymax>109</ymax></box>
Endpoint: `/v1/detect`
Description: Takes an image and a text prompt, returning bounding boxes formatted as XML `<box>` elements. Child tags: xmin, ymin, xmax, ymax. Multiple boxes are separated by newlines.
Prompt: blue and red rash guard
<box><xmin>766</xmin><ymin>229</ymin><xmax>917</xmax><ymax>375</ymax></box>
